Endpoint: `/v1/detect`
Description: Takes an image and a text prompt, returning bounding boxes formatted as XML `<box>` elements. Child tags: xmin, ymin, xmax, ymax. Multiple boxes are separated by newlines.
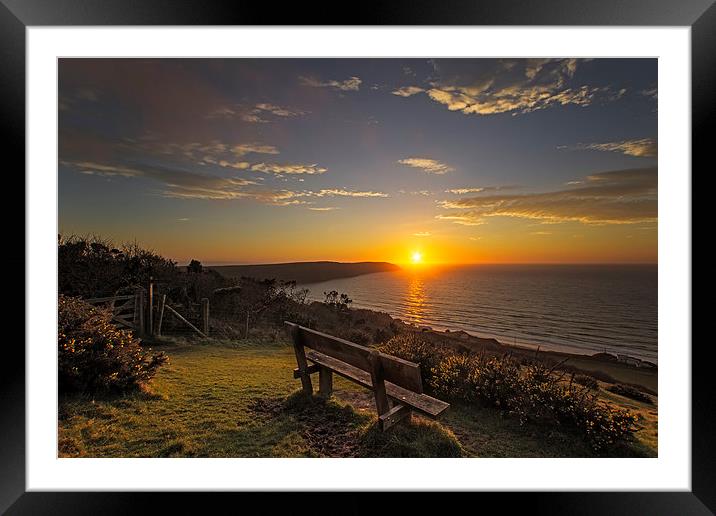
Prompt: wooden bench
<box><xmin>285</xmin><ymin>321</ymin><xmax>449</xmax><ymax>430</ymax></box>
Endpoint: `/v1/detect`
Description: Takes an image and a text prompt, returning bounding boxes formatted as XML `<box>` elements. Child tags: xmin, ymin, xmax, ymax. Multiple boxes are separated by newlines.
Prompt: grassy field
<box><xmin>58</xmin><ymin>339</ymin><xmax>657</xmax><ymax>458</ymax></box>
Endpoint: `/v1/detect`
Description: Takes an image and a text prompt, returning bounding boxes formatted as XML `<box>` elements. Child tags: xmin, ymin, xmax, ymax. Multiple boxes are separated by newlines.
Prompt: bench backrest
<box><xmin>285</xmin><ymin>322</ymin><xmax>423</xmax><ymax>393</ymax></box>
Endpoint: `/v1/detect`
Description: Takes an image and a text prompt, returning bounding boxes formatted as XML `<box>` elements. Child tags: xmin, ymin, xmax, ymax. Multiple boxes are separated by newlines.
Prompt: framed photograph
<box><xmin>5</xmin><ymin>0</ymin><xmax>710</xmax><ymax>512</ymax></box>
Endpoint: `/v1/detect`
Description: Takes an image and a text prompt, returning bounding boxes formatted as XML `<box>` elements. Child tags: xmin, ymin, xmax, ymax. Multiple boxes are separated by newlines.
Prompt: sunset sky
<box><xmin>58</xmin><ymin>58</ymin><xmax>657</xmax><ymax>265</ymax></box>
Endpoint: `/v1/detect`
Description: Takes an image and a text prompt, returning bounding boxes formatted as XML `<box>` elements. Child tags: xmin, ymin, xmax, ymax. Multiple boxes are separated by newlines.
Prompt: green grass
<box><xmin>58</xmin><ymin>339</ymin><xmax>656</xmax><ymax>458</ymax></box>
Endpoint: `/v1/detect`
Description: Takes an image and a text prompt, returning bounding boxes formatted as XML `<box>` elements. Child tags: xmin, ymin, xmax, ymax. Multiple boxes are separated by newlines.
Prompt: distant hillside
<box><xmin>210</xmin><ymin>261</ymin><xmax>401</xmax><ymax>284</ymax></box>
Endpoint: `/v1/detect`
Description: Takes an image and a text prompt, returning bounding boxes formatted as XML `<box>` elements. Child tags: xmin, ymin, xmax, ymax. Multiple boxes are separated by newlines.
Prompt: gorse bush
<box><xmin>380</xmin><ymin>333</ymin><xmax>447</xmax><ymax>386</ymax></box>
<box><xmin>380</xmin><ymin>333</ymin><xmax>638</xmax><ymax>451</ymax></box>
<box><xmin>58</xmin><ymin>296</ymin><xmax>167</xmax><ymax>393</ymax></box>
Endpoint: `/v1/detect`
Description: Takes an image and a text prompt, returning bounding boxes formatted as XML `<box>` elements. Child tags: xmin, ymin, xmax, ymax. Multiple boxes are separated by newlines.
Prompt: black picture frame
<box><xmin>3</xmin><ymin>0</ymin><xmax>710</xmax><ymax>513</ymax></box>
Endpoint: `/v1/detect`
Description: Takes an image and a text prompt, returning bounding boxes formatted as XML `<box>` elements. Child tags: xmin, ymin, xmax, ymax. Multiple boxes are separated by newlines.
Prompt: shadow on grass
<box><xmin>220</xmin><ymin>391</ymin><xmax>463</xmax><ymax>458</ymax></box>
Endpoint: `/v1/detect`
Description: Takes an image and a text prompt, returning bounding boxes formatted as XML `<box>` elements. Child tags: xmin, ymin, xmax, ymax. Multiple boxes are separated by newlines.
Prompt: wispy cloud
<box><xmin>446</xmin><ymin>187</ymin><xmax>485</xmax><ymax>194</ymax></box>
<box><xmin>300</xmin><ymin>75</ymin><xmax>362</xmax><ymax>91</ymax></box>
<box><xmin>559</xmin><ymin>138</ymin><xmax>657</xmax><ymax>158</ymax></box>
<box><xmin>640</xmin><ymin>87</ymin><xmax>658</xmax><ymax>101</ymax></box>
<box><xmin>64</xmin><ymin>160</ymin><xmax>391</xmax><ymax>208</ymax></box>
<box><xmin>125</xmin><ymin>139</ymin><xmax>330</xmax><ymax>176</ymax></box>
<box><xmin>392</xmin><ymin>86</ymin><xmax>425</xmax><ymax>97</ymax></box>
<box><xmin>313</xmin><ymin>189</ymin><xmax>388</xmax><ymax>198</ymax></box>
<box><xmin>398</xmin><ymin>157</ymin><xmax>454</xmax><ymax>175</ymax></box>
<box><xmin>250</xmin><ymin>163</ymin><xmax>327</xmax><ymax>175</ymax></box>
<box><xmin>308</xmin><ymin>207</ymin><xmax>339</xmax><ymax>211</ymax></box>
<box><xmin>207</xmin><ymin>103</ymin><xmax>308</xmax><ymax>123</ymax></box>
<box><xmin>128</xmin><ymin>140</ymin><xmax>280</xmax><ymax>162</ymax></box>
<box><xmin>446</xmin><ymin>185</ymin><xmax>518</xmax><ymax>195</ymax></box>
<box><xmin>393</xmin><ymin>59</ymin><xmax>625</xmax><ymax>117</ymax></box>
<box><xmin>413</xmin><ymin>231</ymin><xmax>431</xmax><ymax>237</ymax></box>
<box><xmin>64</xmin><ymin>160</ymin><xmax>263</xmax><ymax>200</ymax></box>
<box><xmin>434</xmin><ymin>214</ymin><xmax>486</xmax><ymax>226</ymax></box>
<box><xmin>437</xmin><ymin>167</ymin><xmax>657</xmax><ymax>226</ymax></box>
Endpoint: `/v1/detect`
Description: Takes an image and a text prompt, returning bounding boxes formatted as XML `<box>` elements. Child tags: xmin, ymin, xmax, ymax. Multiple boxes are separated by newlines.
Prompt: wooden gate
<box><xmin>84</xmin><ymin>292</ymin><xmax>144</xmax><ymax>333</ymax></box>
<box><xmin>84</xmin><ymin>286</ymin><xmax>209</xmax><ymax>339</ymax></box>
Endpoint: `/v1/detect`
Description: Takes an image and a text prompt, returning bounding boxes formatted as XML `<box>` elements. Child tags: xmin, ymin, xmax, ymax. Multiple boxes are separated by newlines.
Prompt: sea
<box><xmin>300</xmin><ymin>264</ymin><xmax>657</xmax><ymax>364</ymax></box>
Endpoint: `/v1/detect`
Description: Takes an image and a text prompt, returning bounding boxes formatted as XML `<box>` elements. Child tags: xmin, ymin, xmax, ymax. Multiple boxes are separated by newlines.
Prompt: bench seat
<box><xmin>294</xmin><ymin>349</ymin><xmax>450</xmax><ymax>419</ymax></box>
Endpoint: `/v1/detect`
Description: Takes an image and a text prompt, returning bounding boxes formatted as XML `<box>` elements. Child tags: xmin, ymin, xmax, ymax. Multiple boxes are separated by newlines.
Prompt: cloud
<box><xmin>446</xmin><ymin>187</ymin><xmax>484</xmax><ymax>194</ymax></box>
<box><xmin>560</xmin><ymin>138</ymin><xmax>657</xmax><ymax>158</ymax></box>
<box><xmin>130</xmin><ymin>140</ymin><xmax>279</xmax><ymax>163</ymax></box>
<box><xmin>250</xmin><ymin>163</ymin><xmax>328</xmax><ymax>175</ymax></box>
<box><xmin>434</xmin><ymin>214</ymin><xmax>486</xmax><ymax>226</ymax></box>
<box><xmin>207</xmin><ymin>103</ymin><xmax>307</xmax><ymax>122</ymax></box>
<box><xmin>640</xmin><ymin>87</ymin><xmax>658</xmax><ymax>101</ymax></box>
<box><xmin>398</xmin><ymin>157</ymin><xmax>454</xmax><ymax>175</ymax></box>
<box><xmin>300</xmin><ymin>75</ymin><xmax>362</xmax><ymax>91</ymax></box>
<box><xmin>254</xmin><ymin>103</ymin><xmax>307</xmax><ymax>117</ymax></box>
<box><xmin>530</xmin><ymin>231</ymin><xmax>552</xmax><ymax>236</ymax></box>
<box><xmin>446</xmin><ymin>185</ymin><xmax>519</xmax><ymax>194</ymax></box>
<box><xmin>231</xmin><ymin>143</ymin><xmax>280</xmax><ymax>157</ymax></box>
<box><xmin>177</xmin><ymin>218</ymin><xmax>190</xmax><ymax>222</ymax></box>
<box><xmin>393</xmin><ymin>58</ymin><xmax>624</xmax><ymax>117</ymax></box>
<box><xmin>64</xmin><ymin>161</ymin><xmax>388</xmax><ymax>204</ymax></box>
<box><xmin>436</xmin><ymin>167</ymin><xmax>657</xmax><ymax>226</ymax></box>
<box><xmin>413</xmin><ymin>231</ymin><xmax>431</xmax><ymax>237</ymax></box>
<box><xmin>308</xmin><ymin>207</ymin><xmax>339</xmax><ymax>211</ymax></box>
<box><xmin>64</xmin><ymin>160</ymin><xmax>263</xmax><ymax>200</ymax></box>
<box><xmin>126</xmin><ymin>138</ymin><xmax>328</xmax><ymax>177</ymax></box>
<box><xmin>312</xmin><ymin>189</ymin><xmax>388</xmax><ymax>198</ymax></box>
<box><xmin>216</xmin><ymin>161</ymin><xmax>251</xmax><ymax>170</ymax></box>
<box><xmin>392</xmin><ymin>86</ymin><xmax>425</xmax><ymax>97</ymax></box>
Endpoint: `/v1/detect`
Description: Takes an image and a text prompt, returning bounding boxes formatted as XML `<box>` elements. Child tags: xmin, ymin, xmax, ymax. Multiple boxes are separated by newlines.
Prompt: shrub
<box><xmin>380</xmin><ymin>333</ymin><xmax>638</xmax><ymax>451</ymax></box>
<box><xmin>345</xmin><ymin>329</ymin><xmax>372</xmax><ymax>346</ymax></box>
<box><xmin>518</xmin><ymin>362</ymin><xmax>638</xmax><ymax>450</ymax></box>
<box><xmin>607</xmin><ymin>383</ymin><xmax>654</xmax><ymax>405</ymax></box>
<box><xmin>372</xmin><ymin>327</ymin><xmax>391</xmax><ymax>345</ymax></box>
<box><xmin>573</xmin><ymin>374</ymin><xmax>599</xmax><ymax>390</ymax></box>
<box><xmin>379</xmin><ymin>333</ymin><xmax>448</xmax><ymax>385</ymax></box>
<box><xmin>58</xmin><ymin>296</ymin><xmax>167</xmax><ymax>393</ymax></box>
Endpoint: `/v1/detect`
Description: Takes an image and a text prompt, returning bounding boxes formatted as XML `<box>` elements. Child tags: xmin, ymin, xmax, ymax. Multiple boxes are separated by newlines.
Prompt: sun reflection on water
<box><xmin>404</xmin><ymin>274</ymin><xmax>427</xmax><ymax>324</ymax></box>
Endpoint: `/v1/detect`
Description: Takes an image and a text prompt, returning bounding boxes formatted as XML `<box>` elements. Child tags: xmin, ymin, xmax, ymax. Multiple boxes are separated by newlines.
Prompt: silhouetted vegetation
<box><xmin>187</xmin><ymin>259</ymin><xmax>203</xmax><ymax>274</ymax></box>
<box><xmin>323</xmin><ymin>290</ymin><xmax>353</xmax><ymax>311</ymax></box>
<box><xmin>58</xmin><ymin>235</ymin><xmax>178</xmax><ymax>298</ymax></box>
<box><xmin>58</xmin><ymin>295</ymin><xmax>167</xmax><ymax>394</ymax></box>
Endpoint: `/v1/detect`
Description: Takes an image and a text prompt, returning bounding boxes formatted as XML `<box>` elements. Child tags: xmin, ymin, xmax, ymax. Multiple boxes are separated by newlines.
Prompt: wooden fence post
<box><xmin>148</xmin><ymin>277</ymin><xmax>154</xmax><ymax>337</ymax></box>
<box><xmin>155</xmin><ymin>294</ymin><xmax>166</xmax><ymax>337</ymax></box>
<box><xmin>201</xmin><ymin>298</ymin><xmax>209</xmax><ymax>337</ymax></box>
<box><xmin>137</xmin><ymin>290</ymin><xmax>146</xmax><ymax>336</ymax></box>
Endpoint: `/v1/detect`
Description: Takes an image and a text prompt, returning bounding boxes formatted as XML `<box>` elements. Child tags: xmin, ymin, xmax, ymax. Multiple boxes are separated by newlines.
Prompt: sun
<box><xmin>411</xmin><ymin>251</ymin><xmax>423</xmax><ymax>264</ymax></box>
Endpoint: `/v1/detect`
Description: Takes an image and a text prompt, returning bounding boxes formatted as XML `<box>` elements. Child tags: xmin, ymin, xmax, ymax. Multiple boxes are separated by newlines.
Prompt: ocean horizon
<box><xmin>300</xmin><ymin>263</ymin><xmax>658</xmax><ymax>363</ymax></box>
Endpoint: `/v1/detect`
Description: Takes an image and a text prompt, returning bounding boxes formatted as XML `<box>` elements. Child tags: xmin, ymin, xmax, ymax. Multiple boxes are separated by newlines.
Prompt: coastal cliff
<box><xmin>210</xmin><ymin>261</ymin><xmax>400</xmax><ymax>284</ymax></box>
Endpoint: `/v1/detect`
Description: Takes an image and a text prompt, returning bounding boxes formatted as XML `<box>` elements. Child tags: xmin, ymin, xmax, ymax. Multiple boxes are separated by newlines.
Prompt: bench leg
<box><xmin>379</xmin><ymin>404</ymin><xmax>411</xmax><ymax>431</ymax></box>
<box><xmin>289</xmin><ymin>325</ymin><xmax>313</xmax><ymax>394</ymax></box>
<box><xmin>318</xmin><ymin>367</ymin><xmax>333</xmax><ymax>398</ymax></box>
<box><xmin>368</xmin><ymin>352</ymin><xmax>390</xmax><ymax>417</ymax></box>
